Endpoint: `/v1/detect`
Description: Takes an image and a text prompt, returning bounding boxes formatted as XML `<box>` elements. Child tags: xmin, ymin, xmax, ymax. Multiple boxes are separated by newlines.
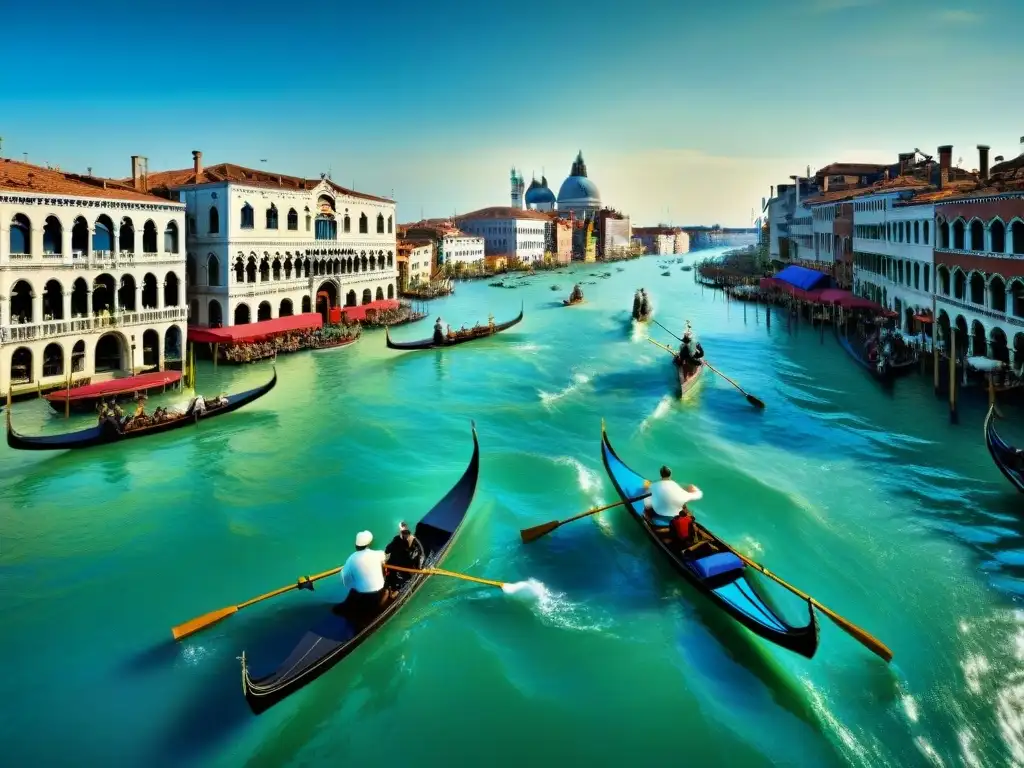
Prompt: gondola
<box><xmin>310</xmin><ymin>335</ymin><xmax>359</xmax><ymax>352</ymax></box>
<box><xmin>984</xmin><ymin>404</ymin><xmax>1024</xmax><ymax>493</ymax></box>
<box><xmin>6</xmin><ymin>369</ymin><xmax>277</xmax><ymax>451</ymax></box>
<box><xmin>384</xmin><ymin>305</ymin><xmax>523</xmax><ymax>350</ymax></box>
<box><xmin>600</xmin><ymin>425</ymin><xmax>820</xmax><ymax>658</ymax></box>
<box><xmin>676</xmin><ymin>359</ymin><xmax>705</xmax><ymax>398</ymax></box>
<box><xmin>241</xmin><ymin>424</ymin><xmax>480</xmax><ymax>714</ymax></box>
<box><xmin>835</xmin><ymin>328</ymin><xmax>916</xmax><ymax>385</ymax></box>
<box><xmin>45</xmin><ymin>370</ymin><xmax>183</xmax><ymax>413</ymax></box>
<box><xmin>632</xmin><ymin>310</ymin><xmax>652</xmax><ymax>323</ymax></box>
<box><xmin>563</xmin><ymin>296</ymin><xmax>584</xmax><ymax>307</ymax></box>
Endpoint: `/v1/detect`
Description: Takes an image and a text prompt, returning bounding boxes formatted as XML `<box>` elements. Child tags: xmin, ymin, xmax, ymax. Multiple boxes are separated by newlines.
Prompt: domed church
<box><xmin>556</xmin><ymin>150</ymin><xmax>601</xmax><ymax>218</ymax></box>
<box><xmin>510</xmin><ymin>151</ymin><xmax>602</xmax><ymax>220</ymax></box>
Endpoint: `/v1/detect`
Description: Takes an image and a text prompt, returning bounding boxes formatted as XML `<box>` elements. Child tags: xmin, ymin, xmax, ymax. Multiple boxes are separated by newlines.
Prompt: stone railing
<box><xmin>1</xmin><ymin>307</ymin><xmax>188</xmax><ymax>344</ymax></box>
<box><xmin>934</xmin><ymin>247</ymin><xmax>1024</xmax><ymax>261</ymax></box>
<box><xmin>935</xmin><ymin>295</ymin><xmax>1024</xmax><ymax>329</ymax></box>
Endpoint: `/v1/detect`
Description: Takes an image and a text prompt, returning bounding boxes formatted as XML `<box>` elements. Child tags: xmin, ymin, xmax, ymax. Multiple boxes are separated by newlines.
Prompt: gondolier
<box><xmin>632</xmin><ymin>289</ymin><xmax>642</xmax><ymax>318</ymax></box>
<box><xmin>433</xmin><ymin>317</ymin><xmax>444</xmax><ymax>345</ymax></box>
<box><xmin>676</xmin><ymin>325</ymin><xmax>704</xmax><ymax>374</ymax></box>
<box><xmin>341</xmin><ymin>530</ymin><xmax>388</xmax><ymax>618</ymax></box>
<box><xmin>642</xmin><ymin>465</ymin><xmax>703</xmax><ymax>523</ymax></box>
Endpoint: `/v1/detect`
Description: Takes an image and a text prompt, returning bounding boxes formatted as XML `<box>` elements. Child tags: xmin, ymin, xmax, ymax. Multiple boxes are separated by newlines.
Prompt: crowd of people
<box><xmin>356</xmin><ymin>304</ymin><xmax>426</xmax><ymax>328</ymax></box>
<box><xmin>221</xmin><ymin>325</ymin><xmax>362</xmax><ymax>363</ymax></box>
<box><xmin>96</xmin><ymin>393</ymin><xmax>229</xmax><ymax>432</ymax></box>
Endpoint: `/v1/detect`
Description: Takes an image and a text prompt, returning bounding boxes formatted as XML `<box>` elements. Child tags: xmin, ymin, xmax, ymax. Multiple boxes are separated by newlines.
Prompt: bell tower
<box><xmin>510</xmin><ymin>167</ymin><xmax>525</xmax><ymax>209</ymax></box>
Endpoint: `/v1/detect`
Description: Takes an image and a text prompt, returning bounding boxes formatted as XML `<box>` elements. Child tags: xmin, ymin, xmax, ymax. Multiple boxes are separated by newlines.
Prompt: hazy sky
<box><xmin>2</xmin><ymin>0</ymin><xmax>1022</xmax><ymax>226</ymax></box>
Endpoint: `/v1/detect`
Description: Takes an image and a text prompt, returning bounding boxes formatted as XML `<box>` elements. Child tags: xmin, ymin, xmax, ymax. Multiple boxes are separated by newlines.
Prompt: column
<box><xmin>156</xmin><ymin>280</ymin><xmax>164</xmax><ymax>310</ymax></box>
<box><xmin>134</xmin><ymin>283</ymin><xmax>142</xmax><ymax>313</ymax></box>
<box><xmin>85</xmin><ymin>289</ymin><xmax>92</xmax><ymax>324</ymax></box>
<box><xmin>30</xmin><ymin>225</ymin><xmax>41</xmax><ymax>259</ymax></box>
<box><xmin>112</xmin><ymin>228</ymin><xmax>120</xmax><ymax>261</ymax></box>
<box><xmin>0</xmin><ymin>220</ymin><xmax>8</xmax><ymax>264</ymax></box>
<box><xmin>62</xmin><ymin>290</ymin><xmax>71</xmax><ymax>322</ymax></box>
<box><xmin>62</xmin><ymin>227</ymin><xmax>72</xmax><ymax>264</ymax></box>
<box><xmin>31</xmin><ymin>291</ymin><xmax>42</xmax><ymax>324</ymax></box>
<box><xmin>0</xmin><ymin>295</ymin><xmax>9</xmax><ymax>326</ymax></box>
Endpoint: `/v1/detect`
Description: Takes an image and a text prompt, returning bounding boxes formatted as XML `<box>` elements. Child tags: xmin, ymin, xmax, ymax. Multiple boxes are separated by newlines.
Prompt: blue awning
<box><xmin>773</xmin><ymin>265</ymin><xmax>830</xmax><ymax>292</ymax></box>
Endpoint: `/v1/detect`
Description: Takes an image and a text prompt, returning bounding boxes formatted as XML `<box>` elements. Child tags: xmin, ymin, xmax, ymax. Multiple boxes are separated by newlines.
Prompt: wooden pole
<box><xmin>933</xmin><ymin>327</ymin><xmax>941</xmax><ymax>396</ymax></box>
<box><xmin>65</xmin><ymin>366</ymin><xmax>71</xmax><ymax>419</ymax></box>
<box><xmin>213</xmin><ymin>343</ymin><xmax>218</xmax><ymax>371</ymax></box>
<box><xmin>949</xmin><ymin>331</ymin><xmax>958</xmax><ymax>424</ymax></box>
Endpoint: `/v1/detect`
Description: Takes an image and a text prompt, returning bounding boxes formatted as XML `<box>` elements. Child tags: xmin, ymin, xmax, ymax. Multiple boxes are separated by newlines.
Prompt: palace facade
<box><xmin>143</xmin><ymin>152</ymin><xmax>397</xmax><ymax>328</ymax></box>
<box><xmin>0</xmin><ymin>157</ymin><xmax>187</xmax><ymax>397</ymax></box>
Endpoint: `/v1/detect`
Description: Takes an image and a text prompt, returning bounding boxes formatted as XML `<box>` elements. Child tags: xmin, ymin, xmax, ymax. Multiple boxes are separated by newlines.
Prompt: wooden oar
<box><xmin>705</xmin><ymin>526</ymin><xmax>893</xmax><ymax>662</ymax></box>
<box><xmin>171</xmin><ymin>566</ymin><xmax>341</xmax><ymax>640</ymax></box>
<box><xmin>521</xmin><ymin>494</ymin><xmax>651</xmax><ymax>543</ymax></box>
<box><xmin>385</xmin><ymin>564</ymin><xmax>505</xmax><ymax>589</ymax></box>
<box><xmin>701</xmin><ymin>360</ymin><xmax>766</xmax><ymax>409</ymax></box>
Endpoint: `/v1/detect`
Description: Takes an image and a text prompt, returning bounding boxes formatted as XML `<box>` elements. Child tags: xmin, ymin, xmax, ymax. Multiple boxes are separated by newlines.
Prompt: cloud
<box><xmin>935</xmin><ymin>9</ymin><xmax>983</xmax><ymax>23</ymax></box>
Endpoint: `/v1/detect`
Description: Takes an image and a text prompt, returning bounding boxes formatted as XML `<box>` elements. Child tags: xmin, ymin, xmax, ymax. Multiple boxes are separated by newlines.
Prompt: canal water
<box><xmin>1</xmin><ymin>248</ymin><xmax>1022</xmax><ymax>767</ymax></box>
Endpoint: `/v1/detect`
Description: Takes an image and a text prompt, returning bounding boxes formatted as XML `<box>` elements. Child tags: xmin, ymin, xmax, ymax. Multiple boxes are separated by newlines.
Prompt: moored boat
<box><xmin>600</xmin><ymin>425</ymin><xmax>819</xmax><ymax>658</ymax></box>
<box><xmin>7</xmin><ymin>369</ymin><xmax>276</xmax><ymax>451</ymax></box>
<box><xmin>835</xmin><ymin>328</ymin><xmax>916</xmax><ymax>386</ymax></box>
<box><xmin>984</xmin><ymin>404</ymin><xmax>1024</xmax><ymax>493</ymax></box>
<box><xmin>44</xmin><ymin>370</ymin><xmax>183</xmax><ymax>414</ymax></box>
<box><xmin>241</xmin><ymin>424</ymin><xmax>480</xmax><ymax>714</ymax></box>
<box><xmin>310</xmin><ymin>335</ymin><xmax>359</xmax><ymax>352</ymax></box>
<box><xmin>385</xmin><ymin>306</ymin><xmax>523</xmax><ymax>350</ymax></box>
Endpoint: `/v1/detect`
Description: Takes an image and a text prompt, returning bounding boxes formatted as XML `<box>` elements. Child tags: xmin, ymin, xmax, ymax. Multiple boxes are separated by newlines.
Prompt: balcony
<box><xmin>935</xmin><ymin>295</ymin><xmax>1024</xmax><ymax>330</ymax></box>
<box><xmin>1</xmin><ymin>307</ymin><xmax>188</xmax><ymax>343</ymax></box>
<box><xmin>2</xmin><ymin>250</ymin><xmax>184</xmax><ymax>271</ymax></box>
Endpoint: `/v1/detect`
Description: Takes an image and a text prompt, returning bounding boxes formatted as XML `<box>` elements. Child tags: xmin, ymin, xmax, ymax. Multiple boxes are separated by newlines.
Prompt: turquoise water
<box><xmin>2</xmin><ymin>247</ymin><xmax>1022</xmax><ymax>767</ymax></box>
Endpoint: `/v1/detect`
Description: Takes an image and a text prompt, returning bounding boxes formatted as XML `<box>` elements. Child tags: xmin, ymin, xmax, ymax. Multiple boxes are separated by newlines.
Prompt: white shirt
<box><xmin>644</xmin><ymin>479</ymin><xmax>703</xmax><ymax>518</ymax></box>
<box><xmin>341</xmin><ymin>548</ymin><xmax>387</xmax><ymax>593</ymax></box>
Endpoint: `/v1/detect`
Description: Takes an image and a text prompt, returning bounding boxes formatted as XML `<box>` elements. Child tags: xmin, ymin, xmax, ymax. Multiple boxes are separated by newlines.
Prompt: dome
<box><xmin>526</xmin><ymin>183</ymin><xmax>556</xmax><ymax>205</ymax></box>
<box><xmin>557</xmin><ymin>175</ymin><xmax>600</xmax><ymax>204</ymax></box>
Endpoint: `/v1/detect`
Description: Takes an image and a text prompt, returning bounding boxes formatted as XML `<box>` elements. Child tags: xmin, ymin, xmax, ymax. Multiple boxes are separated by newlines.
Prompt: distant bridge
<box><xmin>679</xmin><ymin>226</ymin><xmax>758</xmax><ymax>249</ymax></box>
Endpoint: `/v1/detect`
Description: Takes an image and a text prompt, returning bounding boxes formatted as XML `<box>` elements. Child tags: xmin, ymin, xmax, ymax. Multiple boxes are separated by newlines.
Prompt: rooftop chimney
<box><xmin>978</xmin><ymin>145</ymin><xmax>990</xmax><ymax>182</ymax></box>
<box><xmin>131</xmin><ymin>155</ymin><xmax>148</xmax><ymax>192</ymax></box>
<box><xmin>938</xmin><ymin>145</ymin><xmax>952</xmax><ymax>188</ymax></box>
<box><xmin>822</xmin><ymin>175</ymin><xmax>830</xmax><ymax>192</ymax></box>
<box><xmin>898</xmin><ymin>152</ymin><xmax>914</xmax><ymax>176</ymax></box>
<box><xmin>192</xmin><ymin>150</ymin><xmax>203</xmax><ymax>177</ymax></box>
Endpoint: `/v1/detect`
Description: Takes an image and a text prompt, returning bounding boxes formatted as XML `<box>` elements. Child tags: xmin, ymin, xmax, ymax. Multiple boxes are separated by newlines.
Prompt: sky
<box><xmin>1</xmin><ymin>0</ymin><xmax>1022</xmax><ymax>227</ymax></box>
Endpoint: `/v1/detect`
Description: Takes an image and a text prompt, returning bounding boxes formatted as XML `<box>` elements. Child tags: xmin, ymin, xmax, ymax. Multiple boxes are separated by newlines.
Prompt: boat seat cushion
<box><xmin>692</xmin><ymin>552</ymin><xmax>744</xmax><ymax>580</ymax></box>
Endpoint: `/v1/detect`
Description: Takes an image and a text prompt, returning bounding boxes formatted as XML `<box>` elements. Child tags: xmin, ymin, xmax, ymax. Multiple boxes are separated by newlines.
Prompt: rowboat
<box><xmin>600</xmin><ymin>425</ymin><xmax>820</xmax><ymax>658</ymax></box>
<box><xmin>563</xmin><ymin>296</ymin><xmax>584</xmax><ymax>307</ymax></box>
<box><xmin>7</xmin><ymin>369</ymin><xmax>276</xmax><ymax>451</ymax></box>
<box><xmin>241</xmin><ymin>424</ymin><xmax>480</xmax><ymax>714</ymax></box>
<box><xmin>984</xmin><ymin>404</ymin><xmax>1024</xmax><ymax>493</ymax></box>
<box><xmin>676</xmin><ymin>359</ymin><xmax>705</xmax><ymax>398</ymax></box>
<box><xmin>385</xmin><ymin>306</ymin><xmax>523</xmax><ymax>350</ymax></box>
<box><xmin>632</xmin><ymin>309</ymin><xmax>652</xmax><ymax>323</ymax></box>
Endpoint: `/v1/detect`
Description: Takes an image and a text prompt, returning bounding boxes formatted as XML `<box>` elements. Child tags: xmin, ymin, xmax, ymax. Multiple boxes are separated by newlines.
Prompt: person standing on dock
<box><xmin>341</xmin><ymin>530</ymin><xmax>388</xmax><ymax>619</ymax></box>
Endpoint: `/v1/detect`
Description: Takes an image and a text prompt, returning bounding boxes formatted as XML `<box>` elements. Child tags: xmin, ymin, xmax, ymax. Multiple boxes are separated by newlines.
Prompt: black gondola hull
<box><xmin>385</xmin><ymin>307</ymin><xmax>523</xmax><ymax>350</ymax></box>
<box><xmin>241</xmin><ymin>426</ymin><xmax>480</xmax><ymax>714</ymax></box>
<box><xmin>985</xmin><ymin>405</ymin><xmax>1024</xmax><ymax>493</ymax></box>
<box><xmin>6</xmin><ymin>370</ymin><xmax>277</xmax><ymax>451</ymax></box>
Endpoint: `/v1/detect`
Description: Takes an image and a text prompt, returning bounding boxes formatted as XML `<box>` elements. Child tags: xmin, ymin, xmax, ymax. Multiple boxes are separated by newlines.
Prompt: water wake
<box><xmin>539</xmin><ymin>372</ymin><xmax>591</xmax><ymax>406</ymax></box>
<box><xmin>639</xmin><ymin>396</ymin><xmax>674</xmax><ymax>432</ymax></box>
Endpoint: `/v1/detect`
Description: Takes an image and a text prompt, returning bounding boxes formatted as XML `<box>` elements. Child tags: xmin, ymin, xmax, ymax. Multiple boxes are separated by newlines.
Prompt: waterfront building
<box><xmin>143</xmin><ymin>152</ymin><xmax>397</xmax><ymax>329</ymax></box>
<box><xmin>0</xmin><ymin>157</ymin><xmax>187</xmax><ymax>397</ymax></box>
<box><xmin>595</xmin><ymin>210</ymin><xmax>632</xmax><ymax>259</ymax></box>
<box><xmin>632</xmin><ymin>226</ymin><xmax>678</xmax><ymax>255</ymax></box>
<box><xmin>397</xmin><ymin>239</ymin><xmax>434</xmax><ymax>289</ymax></box>
<box><xmin>674</xmin><ymin>230</ymin><xmax>690</xmax><ymax>254</ymax></box>
<box><xmin>551</xmin><ymin>216</ymin><xmax>573</xmax><ymax>263</ymax></box>
<box><xmin>400</xmin><ymin>219</ymin><xmax>485</xmax><ymax>271</ymax></box>
<box><xmin>455</xmin><ymin>207</ymin><xmax>549</xmax><ymax>264</ymax></box>
<box><xmin>929</xmin><ymin>141</ymin><xmax>1024</xmax><ymax>364</ymax></box>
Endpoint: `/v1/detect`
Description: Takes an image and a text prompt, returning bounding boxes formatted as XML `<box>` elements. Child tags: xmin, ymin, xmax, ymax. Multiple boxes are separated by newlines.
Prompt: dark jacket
<box><xmin>385</xmin><ymin>535</ymin><xmax>426</xmax><ymax>587</ymax></box>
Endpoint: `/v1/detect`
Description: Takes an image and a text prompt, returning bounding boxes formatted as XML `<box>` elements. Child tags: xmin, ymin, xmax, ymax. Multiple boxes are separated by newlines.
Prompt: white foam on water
<box><xmin>181</xmin><ymin>644</ymin><xmax>211</xmax><ymax>667</ymax></box>
<box><xmin>538</xmin><ymin>371</ymin><xmax>591</xmax><ymax>407</ymax></box>
<box><xmin>958</xmin><ymin>728</ymin><xmax>983</xmax><ymax>768</ymax></box>
<box><xmin>914</xmin><ymin>736</ymin><xmax>946</xmax><ymax>767</ymax></box>
<box><xmin>512</xmin><ymin>342</ymin><xmax>543</xmax><ymax>354</ymax></box>
<box><xmin>801</xmin><ymin>677</ymin><xmax>872</xmax><ymax>766</ymax></box>
<box><xmin>962</xmin><ymin>653</ymin><xmax>991</xmax><ymax>695</ymax></box>
<box><xmin>902</xmin><ymin>694</ymin><xmax>920</xmax><ymax>724</ymax></box>
<box><xmin>501</xmin><ymin>578</ymin><xmax>548</xmax><ymax>599</ymax></box>
<box><xmin>639</xmin><ymin>395</ymin><xmax>673</xmax><ymax>432</ymax></box>
<box><xmin>553</xmin><ymin>455</ymin><xmax>603</xmax><ymax>504</ymax></box>
<box><xmin>995</xmin><ymin>676</ymin><xmax>1024</xmax><ymax>764</ymax></box>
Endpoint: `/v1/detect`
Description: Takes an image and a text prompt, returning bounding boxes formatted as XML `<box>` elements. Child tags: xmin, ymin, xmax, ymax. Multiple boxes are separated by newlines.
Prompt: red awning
<box><xmin>188</xmin><ymin>312</ymin><xmax>323</xmax><ymax>344</ymax></box>
<box><xmin>818</xmin><ymin>288</ymin><xmax>853</xmax><ymax>304</ymax></box>
<box><xmin>44</xmin><ymin>370</ymin><xmax>182</xmax><ymax>403</ymax></box>
<box><xmin>339</xmin><ymin>300</ymin><xmax>400</xmax><ymax>322</ymax></box>
<box><xmin>913</xmin><ymin>313</ymin><xmax>934</xmax><ymax>324</ymax></box>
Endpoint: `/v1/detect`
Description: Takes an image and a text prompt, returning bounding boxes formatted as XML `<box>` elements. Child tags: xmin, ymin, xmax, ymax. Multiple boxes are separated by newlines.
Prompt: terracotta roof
<box><xmin>140</xmin><ymin>162</ymin><xmax>392</xmax><ymax>203</ymax></box>
<box><xmin>815</xmin><ymin>162</ymin><xmax>889</xmax><ymax>177</ymax></box>
<box><xmin>399</xmin><ymin>238</ymin><xmax>434</xmax><ymax>248</ymax></box>
<box><xmin>455</xmin><ymin>206</ymin><xmax>551</xmax><ymax>222</ymax></box>
<box><xmin>0</xmin><ymin>158</ymin><xmax>180</xmax><ymax>204</ymax></box>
